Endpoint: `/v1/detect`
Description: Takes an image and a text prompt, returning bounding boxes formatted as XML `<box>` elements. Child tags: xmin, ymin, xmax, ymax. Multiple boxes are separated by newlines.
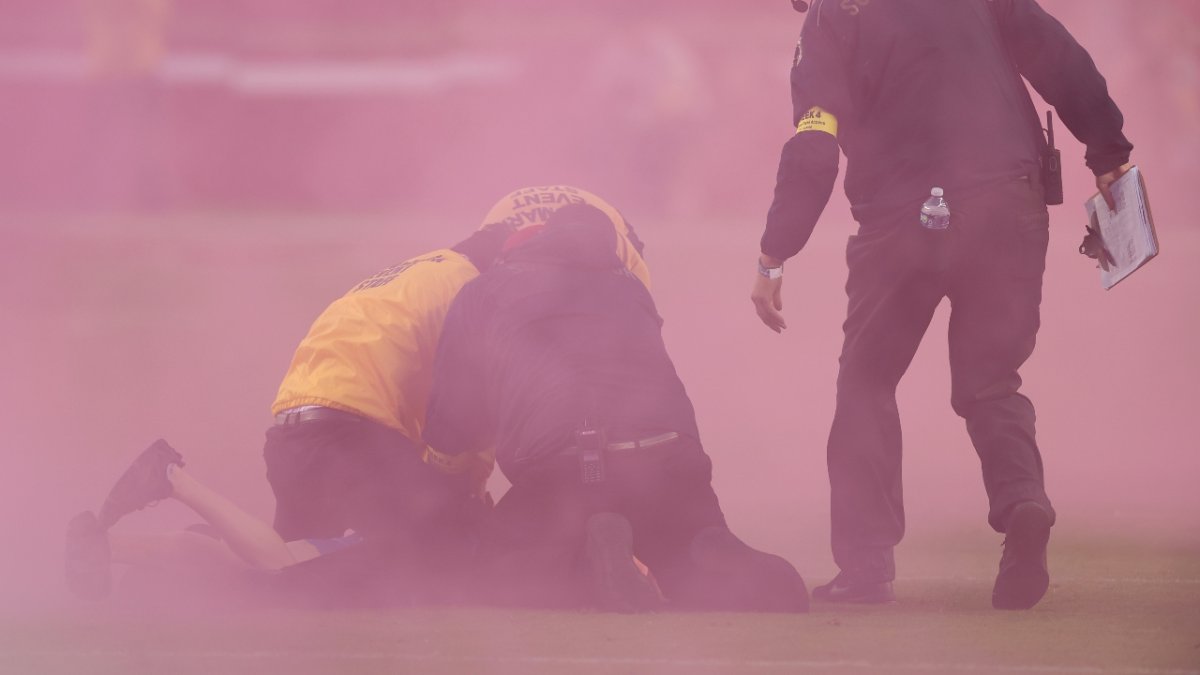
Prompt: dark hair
<box><xmin>543</xmin><ymin>203</ymin><xmax>612</xmax><ymax>232</ymax></box>
<box><xmin>451</xmin><ymin>221</ymin><xmax>517</xmax><ymax>272</ymax></box>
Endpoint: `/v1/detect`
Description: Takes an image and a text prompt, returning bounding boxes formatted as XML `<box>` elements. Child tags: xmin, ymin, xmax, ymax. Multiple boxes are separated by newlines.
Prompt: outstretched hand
<box><xmin>1096</xmin><ymin>162</ymin><xmax>1133</xmax><ymax>212</ymax></box>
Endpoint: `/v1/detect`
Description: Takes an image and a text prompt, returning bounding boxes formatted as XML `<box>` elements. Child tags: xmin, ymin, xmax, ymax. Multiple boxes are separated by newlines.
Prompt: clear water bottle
<box><xmin>919</xmin><ymin>187</ymin><xmax>950</xmax><ymax>230</ymax></box>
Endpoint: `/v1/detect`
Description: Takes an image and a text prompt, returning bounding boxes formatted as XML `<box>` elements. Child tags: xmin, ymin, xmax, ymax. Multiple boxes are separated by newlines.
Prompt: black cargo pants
<box><xmin>829</xmin><ymin>175</ymin><xmax>1057</xmax><ymax>583</ymax></box>
<box><xmin>474</xmin><ymin>437</ymin><xmax>806</xmax><ymax>611</ymax></box>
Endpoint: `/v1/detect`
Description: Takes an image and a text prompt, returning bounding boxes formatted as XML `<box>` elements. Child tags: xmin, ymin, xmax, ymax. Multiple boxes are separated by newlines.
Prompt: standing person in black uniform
<box><xmin>751</xmin><ymin>0</ymin><xmax>1134</xmax><ymax>609</ymax></box>
<box><xmin>427</xmin><ymin>204</ymin><xmax>809</xmax><ymax>613</ymax></box>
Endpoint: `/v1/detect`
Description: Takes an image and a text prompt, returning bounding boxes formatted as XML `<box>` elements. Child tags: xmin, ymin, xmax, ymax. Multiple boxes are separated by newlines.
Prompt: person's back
<box><xmin>764</xmin><ymin>0</ymin><xmax>1131</xmax><ymax>253</ymax></box>
<box><xmin>435</xmin><ymin>210</ymin><xmax>698</xmax><ymax>481</ymax></box>
<box><xmin>273</xmin><ymin>248</ymin><xmax>480</xmax><ymax>439</ymax></box>
<box><xmin>809</xmin><ymin>0</ymin><xmax>1042</xmax><ymax>215</ymax></box>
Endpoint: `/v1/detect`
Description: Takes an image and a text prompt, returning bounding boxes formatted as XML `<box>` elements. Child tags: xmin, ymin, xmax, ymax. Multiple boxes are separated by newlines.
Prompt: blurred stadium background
<box><xmin>2</xmin><ymin>0</ymin><xmax>1195</xmax><ymax>219</ymax></box>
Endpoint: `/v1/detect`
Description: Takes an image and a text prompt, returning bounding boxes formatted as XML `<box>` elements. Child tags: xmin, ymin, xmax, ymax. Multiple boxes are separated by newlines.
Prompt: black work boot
<box><xmin>65</xmin><ymin>510</ymin><xmax>111</xmax><ymax>600</ymax></box>
<box><xmin>992</xmin><ymin>501</ymin><xmax>1052</xmax><ymax>610</ymax></box>
<box><xmin>584</xmin><ymin>512</ymin><xmax>663</xmax><ymax>613</ymax></box>
<box><xmin>689</xmin><ymin>526</ymin><xmax>810</xmax><ymax>612</ymax></box>
<box><xmin>811</xmin><ymin>573</ymin><xmax>896</xmax><ymax>604</ymax></box>
<box><xmin>96</xmin><ymin>439</ymin><xmax>185</xmax><ymax>529</ymax></box>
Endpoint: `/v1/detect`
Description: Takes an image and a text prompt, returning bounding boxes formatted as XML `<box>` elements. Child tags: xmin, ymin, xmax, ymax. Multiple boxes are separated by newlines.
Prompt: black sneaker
<box><xmin>688</xmin><ymin>526</ymin><xmax>810</xmax><ymax>612</ymax></box>
<box><xmin>96</xmin><ymin>439</ymin><xmax>185</xmax><ymax>529</ymax></box>
<box><xmin>65</xmin><ymin>511</ymin><xmax>111</xmax><ymax>600</ymax></box>
<box><xmin>811</xmin><ymin>573</ymin><xmax>896</xmax><ymax>604</ymax></box>
<box><xmin>992</xmin><ymin>501</ymin><xmax>1051</xmax><ymax>610</ymax></box>
<box><xmin>584</xmin><ymin>512</ymin><xmax>664</xmax><ymax>613</ymax></box>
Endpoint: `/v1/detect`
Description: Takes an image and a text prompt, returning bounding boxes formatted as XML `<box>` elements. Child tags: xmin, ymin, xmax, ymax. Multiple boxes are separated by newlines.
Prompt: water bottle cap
<box><xmin>931</xmin><ymin>187</ymin><xmax>944</xmax><ymax>197</ymax></box>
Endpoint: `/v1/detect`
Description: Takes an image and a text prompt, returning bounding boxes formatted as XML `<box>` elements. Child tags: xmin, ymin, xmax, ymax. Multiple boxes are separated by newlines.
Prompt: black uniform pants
<box><xmin>262</xmin><ymin>418</ymin><xmax>480</xmax><ymax>606</ymax></box>
<box><xmin>475</xmin><ymin>437</ymin><xmax>805</xmax><ymax>611</ymax></box>
<box><xmin>263</xmin><ymin>417</ymin><xmax>471</xmax><ymax>543</ymax></box>
<box><xmin>829</xmin><ymin>176</ymin><xmax>1057</xmax><ymax>583</ymax></box>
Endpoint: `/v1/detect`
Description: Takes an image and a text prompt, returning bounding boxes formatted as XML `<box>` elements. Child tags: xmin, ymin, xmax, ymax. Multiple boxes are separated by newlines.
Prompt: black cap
<box><xmin>792</xmin><ymin>0</ymin><xmax>809</xmax><ymax>11</ymax></box>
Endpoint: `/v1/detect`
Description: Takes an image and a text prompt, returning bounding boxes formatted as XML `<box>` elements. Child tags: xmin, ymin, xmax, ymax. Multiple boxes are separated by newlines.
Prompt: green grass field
<box><xmin>4</xmin><ymin>535</ymin><xmax>1197</xmax><ymax>675</ymax></box>
<box><xmin>5</xmin><ymin>212</ymin><xmax>1198</xmax><ymax>675</ymax></box>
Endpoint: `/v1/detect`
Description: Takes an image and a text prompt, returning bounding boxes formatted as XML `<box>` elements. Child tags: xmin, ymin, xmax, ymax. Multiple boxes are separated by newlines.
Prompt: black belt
<box><xmin>560</xmin><ymin>431</ymin><xmax>680</xmax><ymax>456</ymax></box>
<box><xmin>274</xmin><ymin>406</ymin><xmax>363</xmax><ymax>426</ymax></box>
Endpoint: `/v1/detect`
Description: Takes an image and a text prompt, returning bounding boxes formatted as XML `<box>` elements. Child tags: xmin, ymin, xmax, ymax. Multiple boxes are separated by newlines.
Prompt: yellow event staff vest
<box><xmin>272</xmin><ymin>248</ymin><xmax>477</xmax><ymax>441</ymax></box>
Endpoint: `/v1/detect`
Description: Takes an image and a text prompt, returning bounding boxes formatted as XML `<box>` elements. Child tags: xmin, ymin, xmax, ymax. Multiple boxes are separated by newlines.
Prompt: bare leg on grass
<box><xmin>165</xmin><ymin>466</ymin><xmax>305</xmax><ymax>571</ymax></box>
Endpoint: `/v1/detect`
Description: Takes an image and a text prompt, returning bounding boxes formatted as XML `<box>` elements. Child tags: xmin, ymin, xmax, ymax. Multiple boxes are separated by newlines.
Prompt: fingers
<box><xmin>1097</xmin><ymin>163</ymin><xmax>1133</xmax><ymax>212</ymax></box>
<box><xmin>751</xmin><ymin>277</ymin><xmax>787</xmax><ymax>333</ymax></box>
<box><xmin>1100</xmin><ymin>185</ymin><xmax>1117</xmax><ymax>212</ymax></box>
<box><xmin>754</xmin><ymin>302</ymin><xmax>787</xmax><ymax>333</ymax></box>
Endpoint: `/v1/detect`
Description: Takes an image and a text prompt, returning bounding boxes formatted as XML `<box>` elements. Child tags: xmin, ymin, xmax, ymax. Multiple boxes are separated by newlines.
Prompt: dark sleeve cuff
<box><xmin>1086</xmin><ymin>150</ymin><xmax>1132</xmax><ymax>177</ymax></box>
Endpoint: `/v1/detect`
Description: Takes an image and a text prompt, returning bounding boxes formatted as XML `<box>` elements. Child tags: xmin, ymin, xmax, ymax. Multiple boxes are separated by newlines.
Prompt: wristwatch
<box><xmin>757</xmin><ymin>258</ymin><xmax>783</xmax><ymax>280</ymax></box>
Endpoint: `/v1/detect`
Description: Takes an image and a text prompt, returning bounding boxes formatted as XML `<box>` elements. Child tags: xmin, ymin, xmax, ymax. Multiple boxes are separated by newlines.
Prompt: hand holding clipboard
<box><xmin>1079</xmin><ymin>165</ymin><xmax>1158</xmax><ymax>290</ymax></box>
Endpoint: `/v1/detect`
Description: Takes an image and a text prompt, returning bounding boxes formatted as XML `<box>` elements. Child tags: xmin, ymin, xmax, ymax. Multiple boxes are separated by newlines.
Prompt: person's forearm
<box><xmin>761</xmin><ymin>130</ymin><xmax>840</xmax><ymax>260</ymax></box>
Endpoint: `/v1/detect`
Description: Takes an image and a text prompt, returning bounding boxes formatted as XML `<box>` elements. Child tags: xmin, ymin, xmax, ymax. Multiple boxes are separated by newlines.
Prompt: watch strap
<box><xmin>757</xmin><ymin>258</ymin><xmax>783</xmax><ymax>279</ymax></box>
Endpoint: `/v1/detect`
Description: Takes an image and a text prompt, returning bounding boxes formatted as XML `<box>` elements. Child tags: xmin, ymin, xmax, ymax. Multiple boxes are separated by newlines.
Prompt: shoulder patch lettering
<box><xmin>796</xmin><ymin>106</ymin><xmax>838</xmax><ymax>137</ymax></box>
<box><xmin>353</xmin><ymin>254</ymin><xmax>446</xmax><ymax>292</ymax></box>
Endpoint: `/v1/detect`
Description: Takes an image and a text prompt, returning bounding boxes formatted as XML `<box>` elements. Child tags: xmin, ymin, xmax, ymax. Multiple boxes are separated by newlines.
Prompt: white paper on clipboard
<box><xmin>1083</xmin><ymin>166</ymin><xmax>1159</xmax><ymax>290</ymax></box>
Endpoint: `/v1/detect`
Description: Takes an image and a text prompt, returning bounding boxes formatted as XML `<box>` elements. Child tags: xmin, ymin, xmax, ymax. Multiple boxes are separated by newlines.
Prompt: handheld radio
<box><xmin>1043</xmin><ymin>111</ymin><xmax>1064</xmax><ymax>205</ymax></box>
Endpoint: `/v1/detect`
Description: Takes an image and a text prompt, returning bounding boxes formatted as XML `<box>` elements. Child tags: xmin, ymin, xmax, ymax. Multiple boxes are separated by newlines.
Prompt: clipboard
<box><xmin>1083</xmin><ymin>166</ymin><xmax>1159</xmax><ymax>290</ymax></box>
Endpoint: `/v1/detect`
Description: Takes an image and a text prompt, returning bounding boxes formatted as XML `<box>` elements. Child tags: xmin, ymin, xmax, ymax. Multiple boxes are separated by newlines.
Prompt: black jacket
<box><xmin>423</xmin><ymin>212</ymin><xmax>701</xmax><ymax>483</ymax></box>
<box><xmin>762</xmin><ymin>0</ymin><xmax>1133</xmax><ymax>260</ymax></box>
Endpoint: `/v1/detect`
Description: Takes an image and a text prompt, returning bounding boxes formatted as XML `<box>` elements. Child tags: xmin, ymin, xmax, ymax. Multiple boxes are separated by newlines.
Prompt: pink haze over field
<box><xmin>0</xmin><ymin>0</ymin><xmax>1197</xmax><ymax>609</ymax></box>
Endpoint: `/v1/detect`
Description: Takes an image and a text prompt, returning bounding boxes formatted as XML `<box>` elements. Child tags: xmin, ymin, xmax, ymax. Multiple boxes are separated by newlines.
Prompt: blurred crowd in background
<box><xmin>1</xmin><ymin>0</ymin><xmax>1196</xmax><ymax>222</ymax></box>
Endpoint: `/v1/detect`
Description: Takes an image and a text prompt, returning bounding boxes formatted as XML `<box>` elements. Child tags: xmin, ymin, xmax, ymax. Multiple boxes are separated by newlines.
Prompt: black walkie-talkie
<box><xmin>1043</xmin><ymin>111</ymin><xmax>1064</xmax><ymax>205</ymax></box>
<box><xmin>575</xmin><ymin>421</ymin><xmax>607</xmax><ymax>485</ymax></box>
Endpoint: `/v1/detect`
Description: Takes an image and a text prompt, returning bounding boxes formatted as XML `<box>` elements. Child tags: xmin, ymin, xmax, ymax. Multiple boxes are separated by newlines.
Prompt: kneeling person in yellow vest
<box><xmin>264</xmin><ymin>187</ymin><xmax>650</xmax><ymax>599</ymax></box>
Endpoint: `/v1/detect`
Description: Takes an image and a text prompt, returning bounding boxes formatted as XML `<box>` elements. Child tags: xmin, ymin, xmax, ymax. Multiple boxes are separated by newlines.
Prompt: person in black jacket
<box><xmin>426</xmin><ymin>203</ymin><xmax>809</xmax><ymax>612</ymax></box>
<box><xmin>751</xmin><ymin>0</ymin><xmax>1134</xmax><ymax>609</ymax></box>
